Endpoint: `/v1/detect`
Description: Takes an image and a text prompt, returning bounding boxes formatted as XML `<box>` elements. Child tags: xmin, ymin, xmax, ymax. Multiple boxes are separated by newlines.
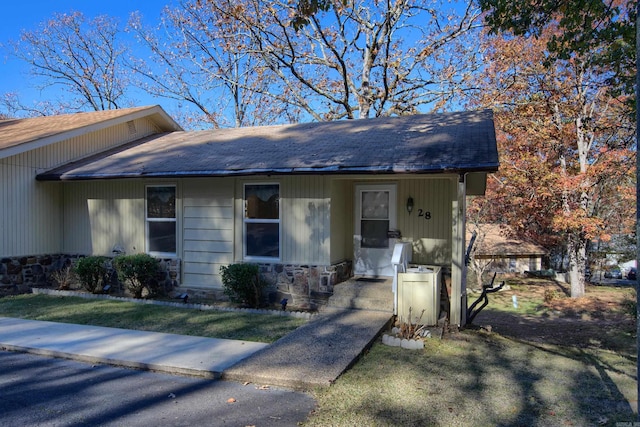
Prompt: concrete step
<box><xmin>331</xmin><ymin>285</ymin><xmax>392</xmax><ymax>299</ymax></box>
<box><xmin>327</xmin><ymin>295</ymin><xmax>393</xmax><ymax>312</ymax></box>
<box><xmin>327</xmin><ymin>277</ymin><xmax>394</xmax><ymax>312</ymax></box>
<box><xmin>331</xmin><ymin>277</ymin><xmax>392</xmax><ymax>294</ymax></box>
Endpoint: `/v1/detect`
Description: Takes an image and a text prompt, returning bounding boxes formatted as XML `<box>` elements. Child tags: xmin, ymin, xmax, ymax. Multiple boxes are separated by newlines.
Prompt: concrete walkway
<box><xmin>0</xmin><ymin>317</ymin><xmax>267</xmax><ymax>378</ymax></box>
<box><xmin>0</xmin><ymin>309</ymin><xmax>393</xmax><ymax>390</ymax></box>
<box><xmin>223</xmin><ymin>309</ymin><xmax>393</xmax><ymax>390</ymax></box>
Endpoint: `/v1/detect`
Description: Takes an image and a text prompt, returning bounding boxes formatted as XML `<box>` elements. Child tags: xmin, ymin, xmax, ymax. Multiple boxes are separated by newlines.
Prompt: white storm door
<box><xmin>354</xmin><ymin>184</ymin><xmax>397</xmax><ymax>277</ymax></box>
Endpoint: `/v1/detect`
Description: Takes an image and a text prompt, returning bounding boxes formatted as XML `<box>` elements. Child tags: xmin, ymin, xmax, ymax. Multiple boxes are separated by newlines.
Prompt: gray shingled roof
<box><xmin>37</xmin><ymin>109</ymin><xmax>499</xmax><ymax>181</ymax></box>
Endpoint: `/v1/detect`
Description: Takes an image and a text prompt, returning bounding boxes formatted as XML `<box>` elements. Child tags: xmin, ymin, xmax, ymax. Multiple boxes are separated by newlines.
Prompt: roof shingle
<box><xmin>0</xmin><ymin>106</ymin><xmax>181</xmax><ymax>158</ymax></box>
<box><xmin>37</xmin><ymin>109</ymin><xmax>499</xmax><ymax>180</ymax></box>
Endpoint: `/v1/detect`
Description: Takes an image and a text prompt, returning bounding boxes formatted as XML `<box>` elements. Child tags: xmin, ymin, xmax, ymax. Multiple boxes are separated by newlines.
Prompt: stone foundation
<box><xmin>0</xmin><ymin>254</ymin><xmax>180</xmax><ymax>296</ymax></box>
<box><xmin>154</xmin><ymin>257</ymin><xmax>181</xmax><ymax>292</ymax></box>
<box><xmin>257</xmin><ymin>260</ymin><xmax>352</xmax><ymax>310</ymax></box>
<box><xmin>0</xmin><ymin>254</ymin><xmax>78</xmax><ymax>293</ymax></box>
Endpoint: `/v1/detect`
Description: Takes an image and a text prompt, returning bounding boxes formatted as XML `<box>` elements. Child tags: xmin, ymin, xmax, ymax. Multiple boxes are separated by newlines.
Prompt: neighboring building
<box><xmin>587</xmin><ymin>235</ymin><xmax>636</xmax><ymax>279</ymax></box>
<box><xmin>1</xmin><ymin>106</ymin><xmax>499</xmax><ymax>326</ymax></box>
<box><xmin>467</xmin><ymin>224</ymin><xmax>547</xmax><ymax>275</ymax></box>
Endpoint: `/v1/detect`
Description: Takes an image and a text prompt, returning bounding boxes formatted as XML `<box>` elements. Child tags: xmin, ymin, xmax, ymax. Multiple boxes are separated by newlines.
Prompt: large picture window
<box><xmin>146</xmin><ymin>185</ymin><xmax>176</xmax><ymax>256</ymax></box>
<box><xmin>244</xmin><ymin>183</ymin><xmax>280</xmax><ymax>259</ymax></box>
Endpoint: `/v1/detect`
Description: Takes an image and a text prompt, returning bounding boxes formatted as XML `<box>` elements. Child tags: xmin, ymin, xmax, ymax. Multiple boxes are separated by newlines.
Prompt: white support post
<box><xmin>450</xmin><ymin>174</ymin><xmax>467</xmax><ymax>327</ymax></box>
<box><xmin>391</xmin><ymin>242</ymin><xmax>411</xmax><ymax>316</ymax></box>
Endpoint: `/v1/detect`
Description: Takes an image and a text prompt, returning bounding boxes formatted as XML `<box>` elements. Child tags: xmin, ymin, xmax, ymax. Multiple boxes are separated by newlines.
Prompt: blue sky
<box><xmin>0</xmin><ymin>1</ymin><xmax>169</xmax><ymax>111</ymax></box>
<box><xmin>0</xmin><ymin>1</ymin><xmax>478</xmax><ymax>121</ymax></box>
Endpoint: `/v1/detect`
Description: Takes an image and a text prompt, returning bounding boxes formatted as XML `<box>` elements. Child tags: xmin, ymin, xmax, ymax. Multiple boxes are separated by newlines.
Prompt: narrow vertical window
<box><xmin>360</xmin><ymin>190</ymin><xmax>390</xmax><ymax>248</ymax></box>
<box><xmin>146</xmin><ymin>185</ymin><xmax>176</xmax><ymax>256</ymax></box>
<box><xmin>244</xmin><ymin>183</ymin><xmax>280</xmax><ymax>259</ymax></box>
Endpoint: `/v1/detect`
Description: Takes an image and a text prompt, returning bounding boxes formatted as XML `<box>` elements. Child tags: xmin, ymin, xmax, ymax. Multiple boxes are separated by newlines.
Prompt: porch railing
<box><xmin>391</xmin><ymin>242</ymin><xmax>412</xmax><ymax>315</ymax></box>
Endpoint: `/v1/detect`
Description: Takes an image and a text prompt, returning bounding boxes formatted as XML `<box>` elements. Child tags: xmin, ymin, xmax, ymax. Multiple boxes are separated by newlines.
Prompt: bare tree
<box><xmin>127</xmin><ymin>4</ymin><xmax>294</xmax><ymax>129</ymax></box>
<box><xmin>212</xmin><ymin>0</ymin><xmax>484</xmax><ymax>121</ymax></box>
<box><xmin>0</xmin><ymin>92</ymin><xmax>76</xmax><ymax>118</ymax></box>
<box><xmin>128</xmin><ymin>0</ymin><xmax>484</xmax><ymax>127</ymax></box>
<box><xmin>7</xmin><ymin>11</ymin><xmax>130</xmax><ymax>112</ymax></box>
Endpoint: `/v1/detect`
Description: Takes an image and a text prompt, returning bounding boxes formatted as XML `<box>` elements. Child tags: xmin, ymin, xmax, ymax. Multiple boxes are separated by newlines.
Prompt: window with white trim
<box><xmin>360</xmin><ymin>189</ymin><xmax>390</xmax><ymax>248</ymax></box>
<box><xmin>146</xmin><ymin>185</ymin><xmax>176</xmax><ymax>256</ymax></box>
<box><xmin>244</xmin><ymin>183</ymin><xmax>280</xmax><ymax>260</ymax></box>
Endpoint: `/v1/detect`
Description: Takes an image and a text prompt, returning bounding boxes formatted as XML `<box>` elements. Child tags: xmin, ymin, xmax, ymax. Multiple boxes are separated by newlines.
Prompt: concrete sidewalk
<box><xmin>0</xmin><ymin>317</ymin><xmax>267</xmax><ymax>378</ymax></box>
<box><xmin>223</xmin><ymin>309</ymin><xmax>393</xmax><ymax>390</ymax></box>
<box><xmin>0</xmin><ymin>308</ymin><xmax>393</xmax><ymax>389</ymax></box>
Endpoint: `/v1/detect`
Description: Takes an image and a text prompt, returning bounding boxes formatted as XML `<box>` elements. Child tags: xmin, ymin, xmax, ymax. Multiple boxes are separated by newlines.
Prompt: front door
<box><xmin>354</xmin><ymin>184</ymin><xmax>397</xmax><ymax>276</ymax></box>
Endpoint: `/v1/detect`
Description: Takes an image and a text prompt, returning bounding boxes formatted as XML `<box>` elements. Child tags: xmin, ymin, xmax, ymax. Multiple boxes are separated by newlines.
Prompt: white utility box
<box><xmin>397</xmin><ymin>265</ymin><xmax>441</xmax><ymax>326</ymax></box>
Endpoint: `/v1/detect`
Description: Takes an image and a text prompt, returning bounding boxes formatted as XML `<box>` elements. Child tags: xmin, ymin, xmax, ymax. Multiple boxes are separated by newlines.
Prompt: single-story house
<box><xmin>0</xmin><ymin>106</ymin><xmax>499</xmax><ymax>326</ymax></box>
<box><xmin>467</xmin><ymin>224</ymin><xmax>547</xmax><ymax>276</ymax></box>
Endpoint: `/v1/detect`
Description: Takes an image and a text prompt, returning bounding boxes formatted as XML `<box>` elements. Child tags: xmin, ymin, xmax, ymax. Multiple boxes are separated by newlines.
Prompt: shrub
<box><xmin>219</xmin><ymin>263</ymin><xmax>267</xmax><ymax>308</ymax></box>
<box><xmin>74</xmin><ymin>256</ymin><xmax>110</xmax><ymax>293</ymax></box>
<box><xmin>50</xmin><ymin>266</ymin><xmax>77</xmax><ymax>290</ymax></box>
<box><xmin>113</xmin><ymin>254</ymin><xmax>160</xmax><ymax>298</ymax></box>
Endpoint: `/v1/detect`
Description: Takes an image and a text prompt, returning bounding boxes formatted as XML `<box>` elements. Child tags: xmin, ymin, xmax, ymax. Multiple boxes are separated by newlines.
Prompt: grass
<box><xmin>2</xmin><ymin>282</ymin><xmax>637</xmax><ymax>425</ymax></box>
<box><xmin>474</xmin><ymin>278</ymin><xmax>634</xmax><ymax>316</ymax></box>
<box><xmin>0</xmin><ymin>294</ymin><xmax>306</xmax><ymax>343</ymax></box>
<box><xmin>304</xmin><ymin>332</ymin><xmax>637</xmax><ymax>426</ymax></box>
<box><xmin>304</xmin><ymin>281</ymin><xmax>637</xmax><ymax>426</ymax></box>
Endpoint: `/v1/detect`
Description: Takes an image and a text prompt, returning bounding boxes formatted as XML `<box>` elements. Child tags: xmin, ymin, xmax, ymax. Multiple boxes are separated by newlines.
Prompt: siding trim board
<box><xmin>181</xmin><ymin>178</ymin><xmax>234</xmax><ymax>289</ymax></box>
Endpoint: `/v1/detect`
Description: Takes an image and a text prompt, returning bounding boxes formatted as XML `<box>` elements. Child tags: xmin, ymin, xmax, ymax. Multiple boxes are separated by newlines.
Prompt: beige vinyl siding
<box><xmin>234</xmin><ymin>176</ymin><xmax>330</xmax><ymax>266</ymax></box>
<box><xmin>0</xmin><ymin>117</ymin><xmax>161</xmax><ymax>258</ymax></box>
<box><xmin>280</xmin><ymin>175</ymin><xmax>330</xmax><ymax>265</ymax></box>
<box><xmin>327</xmin><ymin>176</ymin><xmax>454</xmax><ymax>268</ymax></box>
<box><xmin>329</xmin><ymin>179</ymin><xmax>353</xmax><ymax>263</ymax></box>
<box><xmin>42</xmin><ymin>118</ymin><xmax>160</xmax><ymax>168</ymax></box>
<box><xmin>182</xmin><ymin>178</ymin><xmax>234</xmax><ymax>289</ymax></box>
<box><xmin>0</xmin><ymin>159</ymin><xmax>62</xmax><ymax>256</ymax></box>
<box><xmin>396</xmin><ymin>177</ymin><xmax>454</xmax><ymax>265</ymax></box>
<box><xmin>29</xmin><ymin>118</ymin><xmax>159</xmax><ymax>172</ymax></box>
<box><xmin>62</xmin><ymin>180</ymin><xmax>145</xmax><ymax>256</ymax></box>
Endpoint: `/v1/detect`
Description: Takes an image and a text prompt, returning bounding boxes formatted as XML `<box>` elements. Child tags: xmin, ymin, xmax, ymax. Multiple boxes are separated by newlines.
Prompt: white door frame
<box><xmin>354</xmin><ymin>183</ymin><xmax>397</xmax><ymax>277</ymax></box>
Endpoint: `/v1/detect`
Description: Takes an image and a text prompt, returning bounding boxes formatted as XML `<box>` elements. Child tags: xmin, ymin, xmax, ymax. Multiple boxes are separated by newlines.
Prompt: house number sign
<box><xmin>417</xmin><ymin>209</ymin><xmax>431</xmax><ymax>220</ymax></box>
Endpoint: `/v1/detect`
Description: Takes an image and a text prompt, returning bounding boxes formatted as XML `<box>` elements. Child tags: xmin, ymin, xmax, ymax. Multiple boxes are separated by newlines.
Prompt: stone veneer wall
<box><xmin>0</xmin><ymin>254</ymin><xmax>180</xmax><ymax>295</ymax></box>
<box><xmin>258</xmin><ymin>260</ymin><xmax>352</xmax><ymax>310</ymax></box>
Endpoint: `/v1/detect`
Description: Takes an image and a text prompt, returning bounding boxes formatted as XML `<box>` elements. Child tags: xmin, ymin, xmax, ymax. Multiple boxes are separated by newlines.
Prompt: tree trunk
<box><xmin>567</xmin><ymin>236</ymin><xmax>586</xmax><ymax>298</ymax></box>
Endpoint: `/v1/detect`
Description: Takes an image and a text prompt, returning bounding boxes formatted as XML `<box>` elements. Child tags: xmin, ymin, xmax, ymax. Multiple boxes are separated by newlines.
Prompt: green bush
<box><xmin>113</xmin><ymin>254</ymin><xmax>160</xmax><ymax>298</ymax></box>
<box><xmin>74</xmin><ymin>256</ymin><xmax>110</xmax><ymax>293</ymax></box>
<box><xmin>219</xmin><ymin>263</ymin><xmax>267</xmax><ymax>308</ymax></box>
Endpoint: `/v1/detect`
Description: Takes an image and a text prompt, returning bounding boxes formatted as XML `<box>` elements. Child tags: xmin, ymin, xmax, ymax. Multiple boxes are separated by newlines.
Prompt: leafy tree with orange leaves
<box><xmin>468</xmin><ymin>26</ymin><xmax>635</xmax><ymax>297</ymax></box>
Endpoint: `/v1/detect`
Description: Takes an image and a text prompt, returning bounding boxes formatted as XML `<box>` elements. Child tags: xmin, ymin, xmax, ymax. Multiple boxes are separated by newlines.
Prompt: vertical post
<box><xmin>450</xmin><ymin>174</ymin><xmax>467</xmax><ymax>327</ymax></box>
<box><xmin>635</xmin><ymin>0</ymin><xmax>639</xmax><ymax>420</ymax></box>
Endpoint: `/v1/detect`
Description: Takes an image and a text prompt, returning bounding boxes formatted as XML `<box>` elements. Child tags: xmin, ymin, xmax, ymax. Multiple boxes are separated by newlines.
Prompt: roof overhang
<box><xmin>0</xmin><ymin>105</ymin><xmax>182</xmax><ymax>160</ymax></box>
<box><xmin>36</xmin><ymin>109</ymin><xmax>499</xmax><ymax>181</ymax></box>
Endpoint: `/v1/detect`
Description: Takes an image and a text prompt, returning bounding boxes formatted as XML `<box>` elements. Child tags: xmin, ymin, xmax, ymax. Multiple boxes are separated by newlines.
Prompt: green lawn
<box><xmin>305</xmin><ymin>332</ymin><xmax>636</xmax><ymax>426</ymax></box>
<box><xmin>305</xmin><ymin>281</ymin><xmax>637</xmax><ymax>426</ymax></box>
<box><xmin>2</xmin><ymin>285</ymin><xmax>636</xmax><ymax>426</ymax></box>
<box><xmin>0</xmin><ymin>294</ymin><xmax>306</xmax><ymax>343</ymax></box>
